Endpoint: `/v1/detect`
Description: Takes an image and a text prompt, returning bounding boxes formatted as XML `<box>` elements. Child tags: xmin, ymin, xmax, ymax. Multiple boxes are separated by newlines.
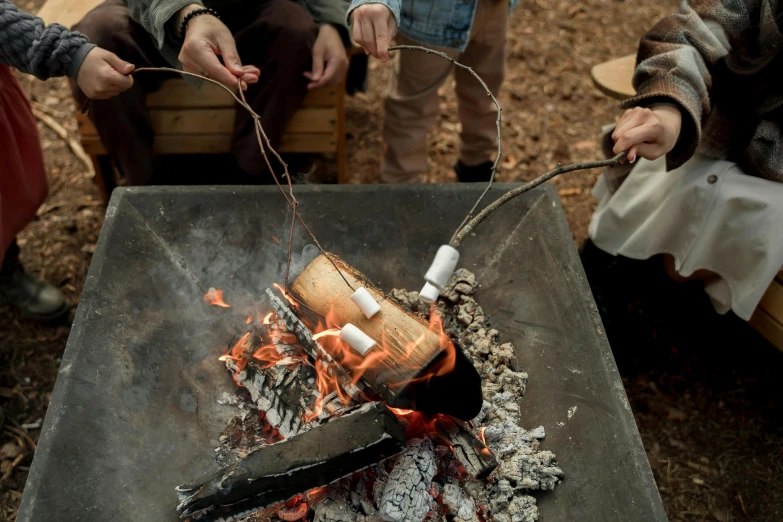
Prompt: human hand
<box><xmin>304</xmin><ymin>24</ymin><xmax>349</xmax><ymax>90</ymax></box>
<box><xmin>76</xmin><ymin>47</ymin><xmax>134</xmax><ymax>99</ymax></box>
<box><xmin>351</xmin><ymin>4</ymin><xmax>397</xmax><ymax>62</ymax></box>
<box><xmin>176</xmin><ymin>5</ymin><xmax>259</xmax><ymax>88</ymax></box>
<box><xmin>612</xmin><ymin>105</ymin><xmax>682</xmax><ymax>162</ymax></box>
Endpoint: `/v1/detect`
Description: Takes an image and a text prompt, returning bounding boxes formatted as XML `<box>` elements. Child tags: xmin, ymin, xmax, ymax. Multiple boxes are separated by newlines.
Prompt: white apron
<box><xmin>589</xmin><ymin>153</ymin><xmax>783</xmax><ymax>321</ymax></box>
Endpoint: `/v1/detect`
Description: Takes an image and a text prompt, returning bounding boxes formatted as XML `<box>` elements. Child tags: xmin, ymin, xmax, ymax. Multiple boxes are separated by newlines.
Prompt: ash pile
<box><xmin>179</xmin><ymin>266</ymin><xmax>563</xmax><ymax>522</ymax></box>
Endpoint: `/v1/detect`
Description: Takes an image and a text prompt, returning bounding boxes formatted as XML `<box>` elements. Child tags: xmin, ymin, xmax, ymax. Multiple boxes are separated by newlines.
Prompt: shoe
<box><xmin>0</xmin><ymin>270</ymin><xmax>68</xmax><ymax>321</ymax></box>
<box><xmin>454</xmin><ymin>160</ymin><xmax>495</xmax><ymax>183</ymax></box>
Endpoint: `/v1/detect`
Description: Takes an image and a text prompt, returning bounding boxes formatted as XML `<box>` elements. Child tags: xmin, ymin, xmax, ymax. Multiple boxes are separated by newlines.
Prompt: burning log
<box><xmin>378</xmin><ymin>438</ymin><xmax>436</xmax><ymax>522</ymax></box>
<box><xmin>434</xmin><ymin>416</ymin><xmax>498</xmax><ymax>479</ymax></box>
<box><xmin>289</xmin><ymin>254</ymin><xmax>483</xmax><ymax>420</ymax></box>
<box><xmin>176</xmin><ymin>403</ymin><xmax>406</xmax><ymax>521</ymax></box>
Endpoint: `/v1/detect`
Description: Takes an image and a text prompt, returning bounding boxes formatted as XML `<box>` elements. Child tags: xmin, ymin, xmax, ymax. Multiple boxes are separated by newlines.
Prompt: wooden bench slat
<box><xmin>146</xmin><ymin>80</ymin><xmax>337</xmax><ymax>109</ymax></box>
<box><xmin>80</xmin><ymin>132</ymin><xmax>336</xmax><ymax>155</ymax></box>
<box><xmin>78</xmin><ymin>107</ymin><xmax>336</xmax><ymax>136</ymax></box>
<box><xmin>591</xmin><ymin>54</ymin><xmax>637</xmax><ymax>101</ymax></box>
<box><xmin>750</xmin><ymin>307</ymin><xmax>783</xmax><ymax>352</ymax></box>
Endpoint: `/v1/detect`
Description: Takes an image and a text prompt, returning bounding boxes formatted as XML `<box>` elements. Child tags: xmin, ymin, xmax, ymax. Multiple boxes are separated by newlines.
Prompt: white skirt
<box><xmin>588</xmin><ymin>153</ymin><xmax>783</xmax><ymax>321</ymax></box>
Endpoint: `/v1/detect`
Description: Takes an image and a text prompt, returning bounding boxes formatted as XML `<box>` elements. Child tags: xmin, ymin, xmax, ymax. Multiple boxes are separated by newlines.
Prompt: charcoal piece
<box><xmin>176</xmin><ymin>403</ymin><xmax>406</xmax><ymax>521</ymax></box>
<box><xmin>313</xmin><ymin>495</ymin><xmax>359</xmax><ymax>522</ymax></box>
<box><xmin>378</xmin><ymin>439</ymin><xmax>436</xmax><ymax>522</ymax></box>
<box><xmin>434</xmin><ymin>416</ymin><xmax>498</xmax><ymax>479</ymax></box>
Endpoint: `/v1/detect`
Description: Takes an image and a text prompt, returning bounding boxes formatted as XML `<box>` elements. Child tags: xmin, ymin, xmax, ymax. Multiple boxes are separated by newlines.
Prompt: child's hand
<box><xmin>76</xmin><ymin>47</ymin><xmax>135</xmax><ymax>99</ymax></box>
<box><xmin>612</xmin><ymin>105</ymin><xmax>682</xmax><ymax>163</ymax></box>
<box><xmin>351</xmin><ymin>4</ymin><xmax>397</xmax><ymax>63</ymax></box>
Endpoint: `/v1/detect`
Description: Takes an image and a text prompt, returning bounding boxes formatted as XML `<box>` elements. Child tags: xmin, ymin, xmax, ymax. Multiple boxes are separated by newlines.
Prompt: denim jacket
<box><xmin>346</xmin><ymin>0</ymin><xmax>518</xmax><ymax>52</ymax></box>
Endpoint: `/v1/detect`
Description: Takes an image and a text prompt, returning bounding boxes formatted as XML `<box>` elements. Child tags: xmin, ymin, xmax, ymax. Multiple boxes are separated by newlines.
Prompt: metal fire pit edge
<box><xmin>18</xmin><ymin>184</ymin><xmax>667</xmax><ymax>522</ymax></box>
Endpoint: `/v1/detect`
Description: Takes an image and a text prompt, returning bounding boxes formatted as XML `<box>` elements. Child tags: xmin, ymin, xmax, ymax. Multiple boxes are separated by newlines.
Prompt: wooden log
<box><xmin>289</xmin><ymin>254</ymin><xmax>483</xmax><ymax>420</ymax></box>
<box><xmin>434</xmin><ymin>416</ymin><xmax>498</xmax><ymax>479</ymax></box>
<box><xmin>176</xmin><ymin>403</ymin><xmax>406</xmax><ymax>521</ymax></box>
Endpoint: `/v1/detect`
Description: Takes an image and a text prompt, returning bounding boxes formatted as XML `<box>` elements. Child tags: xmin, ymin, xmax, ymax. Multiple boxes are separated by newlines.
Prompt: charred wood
<box><xmin>176</xmin><ymin>403</ymin><xmax>406</xmax><ymax>521</ymax></box>
<box><xmin>434</xmin><ymin>416</ymin><xmax>498</xmax><ymax>479</ymax></box>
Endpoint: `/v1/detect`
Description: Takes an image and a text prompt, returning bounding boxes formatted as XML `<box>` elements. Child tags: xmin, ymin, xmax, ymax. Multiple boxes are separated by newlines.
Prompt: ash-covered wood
<box><xmin>378</xmin><ymin>438</ymin><xmax>436</xmax><ymax>522</ymax></box>
<box><xmin>176</xmin><ymin>403</ymin><xmax>406</xmax><ymax>521</ymax></box>
<box><xmin>267</xmin><ymin>288</ymin><xmax>363</xmax><ymax>402</ymax></box>
<box><xmin>313</xmin><ymin>495</ymin><xmax>359</xmax><ymax>522</ymax></box>
<box><xmin>289</xmin><ymin>254</ymin><xmax>483</xmax><ymax>420</ymax></box>
<box><xmin>434</xmin><ymin>416</ymin><xmax>498</xmax><ymax>479</ymax></box>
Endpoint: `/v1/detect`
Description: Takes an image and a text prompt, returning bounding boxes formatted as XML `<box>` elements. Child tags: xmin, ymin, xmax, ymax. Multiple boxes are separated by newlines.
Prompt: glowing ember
<box><xmin>272</xmin><ymin>235</ymin><xmax>281</xmax><ymax>244</ymax></box>
<box><xmin>204</xmin><ymin>288</ymin><xmax>231</xmax><ymax>308</ymax></box>
<box><xmin>262</xmin><ymin>312</ymin><xmax>274</xmax><ymax>325</ymax></box>
<box><xmin>246</xmin><ymin>317</ymin><xmax>253</xmax><ymax>324</ymax></box>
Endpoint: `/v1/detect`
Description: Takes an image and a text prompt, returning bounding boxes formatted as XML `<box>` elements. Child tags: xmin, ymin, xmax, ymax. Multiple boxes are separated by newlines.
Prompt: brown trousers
<box><xmin>383</xmin><ymin>0</ymin><xmax>508</xmax><ymax>183</ymax></box>
<box><xmin>72</xmin><ymin>0</ymin><xmax>318</xmax><ymax>185</ymax></box>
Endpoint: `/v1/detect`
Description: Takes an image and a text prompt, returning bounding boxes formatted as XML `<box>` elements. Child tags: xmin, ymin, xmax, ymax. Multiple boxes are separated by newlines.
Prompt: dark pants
<box><xmin>72</xmin><ymin>0</ymin><xmax>318</xmax><ymax>184</ymax></box>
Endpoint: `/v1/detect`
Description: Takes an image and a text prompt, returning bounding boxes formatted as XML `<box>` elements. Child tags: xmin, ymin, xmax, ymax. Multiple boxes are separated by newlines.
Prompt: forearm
<box><xmin>0</xmin><ymin>0</ymin><xmax>94</xmax><ymax>79</ymax></box>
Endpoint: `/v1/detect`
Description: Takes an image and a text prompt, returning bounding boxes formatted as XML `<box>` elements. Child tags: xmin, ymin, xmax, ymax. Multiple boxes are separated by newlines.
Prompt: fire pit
<box><xmin>17</xmin><ymin>184</ymin><xmax>666</xmax><ymax>521</ymax></box>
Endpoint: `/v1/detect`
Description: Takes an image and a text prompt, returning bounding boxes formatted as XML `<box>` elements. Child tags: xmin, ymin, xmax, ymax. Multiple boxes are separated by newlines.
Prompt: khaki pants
<box><xmin>382</xmin><ymin>0</ymin><xmax>508</xmax><ymax>183</ymax></box>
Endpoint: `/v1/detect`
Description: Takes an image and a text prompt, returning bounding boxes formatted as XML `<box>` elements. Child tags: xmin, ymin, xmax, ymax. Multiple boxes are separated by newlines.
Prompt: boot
<box><xmin>454</xmin><ymin>160</ymin><xmax>495</xmax><ymax>183</ymax></box>
<box><xmin>0</xmin><ymin>242</ymin><xmax>68</xmax><ymax>321</ymax></box>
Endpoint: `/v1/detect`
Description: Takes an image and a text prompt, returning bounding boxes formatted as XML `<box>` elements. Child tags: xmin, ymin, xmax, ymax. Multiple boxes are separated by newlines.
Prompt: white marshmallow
<box><xmin>424</xmin><ymin>245</ymin><xmax>460</xmax><ymax>290</ymax></box>
<box><xmin>351</xmin><ymin>287</ymin><xmax>381</xmax><ymax>319</ymax></box>
<box><xmin>340</xmin><ymin>323</ymin><xmax>377</xmax><ymax>356</ymax></box>
<box><xmin>419</xmin><ymin>282</ymin><xmax>440</xmax><ymax>304</ymax></box>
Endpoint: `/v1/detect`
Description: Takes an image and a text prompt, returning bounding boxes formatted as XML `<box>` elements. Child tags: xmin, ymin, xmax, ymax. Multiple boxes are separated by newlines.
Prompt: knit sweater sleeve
<box><xmin>619</xmin><ymin>0</ymin><xmax>765</xmax><ymax>170</ymax></box>
<box><xmin>0</xmin><ymin>0</ymin><xmax>95</xmax><ymax>80</ymax></box>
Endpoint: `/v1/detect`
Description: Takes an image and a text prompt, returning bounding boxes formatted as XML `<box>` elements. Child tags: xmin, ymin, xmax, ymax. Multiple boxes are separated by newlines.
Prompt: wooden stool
<box><xmin>76</xmin><ymin>78</ymin><xmax>348</xmax><ymax>197</ymax></box>
<box><xmin>38</xmin><ymin>0</ymin><xmax>351</xmax><ymax>199</ymax></box>
<box><xmin>592</xmin><ymin>54</ymin><xmax>783</xmax><ymax>351</ymax></box>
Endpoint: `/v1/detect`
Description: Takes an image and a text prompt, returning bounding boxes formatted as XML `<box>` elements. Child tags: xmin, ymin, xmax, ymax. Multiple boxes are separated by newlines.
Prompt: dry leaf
<box><xmin>81</xmin><ymin>244</ymin><xmax>96</xmax><ymax>254</ymax></box>
<box><xmin>667</xmin><ymin>408</ymin><xmax>687</xmax><ymax>421</ymax></box>
<box><xmin>711</xmin><ymin>509</ymin><xmax>729</xmax><ymax>522</ymax></box>
<box><xmin>574</xmin><ymin>139</ymin><xmax>598</xmax><ymax>151</ymax></box>
<box><xmin>502</xmin><ymin>155</ymin><xmax>520</xmax><ymax>169</ymax></box>
<box><xmin>692</xmin><ymin>477</ymin><xmax>705</xmax><ymax>485</ymax></box>
<box><xmin>558</xmin><ymin>188</ymin><xmax>581</xmax><ymax>197</ymax></box>
<box><xmin>0</xmin><ymin>442</ymin><xmax>24</xmax><ymax>460</ymax></box>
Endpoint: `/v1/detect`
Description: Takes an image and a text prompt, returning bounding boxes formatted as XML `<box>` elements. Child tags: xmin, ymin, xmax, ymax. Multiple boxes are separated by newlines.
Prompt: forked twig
<box><xmin>450</xmin><ymin>151</ymin><xmax>628</xmax><ymax>247</ymax></box>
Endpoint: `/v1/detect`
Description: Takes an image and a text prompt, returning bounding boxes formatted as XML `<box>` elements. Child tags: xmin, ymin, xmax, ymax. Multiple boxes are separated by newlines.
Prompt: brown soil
<box><xmin>2</xmin><ymin>1</ymin><xmax>782</xmax><ymax>521</ymax></box>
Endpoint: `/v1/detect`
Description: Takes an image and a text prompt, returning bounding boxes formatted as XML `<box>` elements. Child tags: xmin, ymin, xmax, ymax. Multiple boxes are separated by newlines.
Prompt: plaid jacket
<box><xmin>622</xmin><ymin>0</ymin><xmax>783</xmax><ymax>181</ymax></box>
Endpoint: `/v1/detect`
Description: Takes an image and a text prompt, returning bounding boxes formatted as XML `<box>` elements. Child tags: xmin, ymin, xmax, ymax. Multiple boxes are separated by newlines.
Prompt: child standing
<box><xmin>0</xmin><ymin>0</ymin><xmax>134</xmax><ymax>320</ymax></box>
<box><xmin>348</xmin><ymin>0</ymin><xmax>516</xmax><ymax>183</ymax></box>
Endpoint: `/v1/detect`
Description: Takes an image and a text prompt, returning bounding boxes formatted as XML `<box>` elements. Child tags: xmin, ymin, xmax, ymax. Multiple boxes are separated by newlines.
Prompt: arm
<box><xmin>0</xmin><ymin>0</ymin><xmax>133</xmax><ymax>98</ymax></box>
<box><xmin>613</xmin><ymin>0</ymin><xmax>760</xmax><ymax>168</ymax></box>
<box><xmin>0</xmin><ymin>0</ymin><xmax>94</xmax><ymax>79</ymax></box>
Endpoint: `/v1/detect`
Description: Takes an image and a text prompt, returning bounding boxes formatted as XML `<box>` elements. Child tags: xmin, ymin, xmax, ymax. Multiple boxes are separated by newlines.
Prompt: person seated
<box><xmin>1</xmin><ymin>0</ymin><xmax>133</xmax><ymax>320</ymax></box>
<box><xmin>588</xmin><ymin>0</ymin><xmax>783</xmax><ymax>321</ymax></box>
<box><xmin>71</xmin><ymin>0</ymin><xmax>351</xmax><ymax>185</ymax></box>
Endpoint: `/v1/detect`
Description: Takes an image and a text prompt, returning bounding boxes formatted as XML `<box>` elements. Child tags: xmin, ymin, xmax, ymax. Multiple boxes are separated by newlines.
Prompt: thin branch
<box><xmin>132</xmin><ymin>67</ymin><xmax>355</xmax><ymax>292</ymax></box>
<box><xmin>450</xmin><ymin>151</ymin><xmax>628</xmax><ymax>247</ymax></box>
<box><xmin>31</xmin><ymin>107</ymin><xmax>95</xmax><ymax>178</ymax></box>
<box><xmin>388</xmin><ymin>45</ymin><xmax>503</xmax><ymax>245</ymax></box>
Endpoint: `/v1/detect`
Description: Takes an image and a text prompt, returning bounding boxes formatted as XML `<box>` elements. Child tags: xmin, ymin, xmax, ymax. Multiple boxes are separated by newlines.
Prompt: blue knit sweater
<box><xmin>0</xmin><ymin>0</ymin><xmax>94</xmax><ymax>80</ymax></box>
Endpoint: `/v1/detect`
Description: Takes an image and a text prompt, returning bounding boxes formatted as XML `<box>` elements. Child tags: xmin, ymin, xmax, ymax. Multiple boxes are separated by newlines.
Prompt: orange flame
<box><xmin>262</xmin><ymin>312</ymin><xmax>274</xmax><ymax>325</ymax></box>
<box><xmin>479</xmin><ymin>426</ymin><xmax>487</xmax><ymax>445</ymax></box>
<box><xmin>273</xmin><ymin>283</ymin><xmax>299</xmax><ymax>310</ymax></box>
<box><xmin>246</xmin><ymin>316</ymin><xmax>253</xmax><ymax>324</ymax></box>
<box><xmin>204</xmin><ymin>288</ymin><xmax>231</xmax><ymax>308</ymax></box>
<box><xmin>312</xmin><ymin>328</ymin><xmax>341</xmax><ymax>341</ymax></box>
<box><xmin>218</xmin><ymin>332</ymin><xmax>252</xmax><ymax>385</ymax></box>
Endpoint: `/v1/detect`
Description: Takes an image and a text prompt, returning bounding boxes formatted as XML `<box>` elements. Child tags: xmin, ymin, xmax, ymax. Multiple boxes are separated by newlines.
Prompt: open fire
<box><xmin>181</xmin><ymin>259</ymin><xmax>563</xmax><ymax>522</ymax></box>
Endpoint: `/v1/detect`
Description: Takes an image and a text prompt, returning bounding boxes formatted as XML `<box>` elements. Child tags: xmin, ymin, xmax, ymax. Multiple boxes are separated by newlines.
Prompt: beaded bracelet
<box><xmin>179</xmin><ymin>7</ymin><xmax>220</xmax><ymax>39</ymax></box>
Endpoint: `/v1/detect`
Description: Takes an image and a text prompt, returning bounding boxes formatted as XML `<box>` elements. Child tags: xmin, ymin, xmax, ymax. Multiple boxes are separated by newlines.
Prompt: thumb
<box><xmin>216</xmin><ymin>34</ymin><xmax>243</xmax><ymax>76</ymax></box>
<box><xmin>103</xmin><ymin>51</ymin><xmax>135</xmax><ymax>74</ymax></box>
<box><xmin>310</xmin><ymin>42</ymin><xmax>325</xmax><ymax>80</ymax></box>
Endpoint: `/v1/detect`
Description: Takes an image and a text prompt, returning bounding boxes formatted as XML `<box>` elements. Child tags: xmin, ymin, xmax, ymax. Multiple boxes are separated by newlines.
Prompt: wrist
<box><xmin>174</xmin><ymin>4</ymin><xmax>204</xmax><ymax>29</ymax></box>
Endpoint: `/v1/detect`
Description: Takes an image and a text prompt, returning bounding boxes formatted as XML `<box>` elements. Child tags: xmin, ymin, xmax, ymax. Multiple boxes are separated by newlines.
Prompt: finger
<box><xmin>103</xmin><ymin>52</ymin><xmax>135</xmax><ymax>75</ymax></box>
<box><xmin>308</xmin><ymin>56</ymin><xmax>340</xmax><ymax>89</ymax></box>
<box><xmin>373</xmin><ymin>17</ymin><xmax>390</xmax><ymax>62</ymax></box>
<box><xmin>215</xmin><ymin>33</ymin><xmax>243</xmax><ymax>76</ymax></box>
<box><xmin>617</xmin><ymin>124</ymin><xmax>661</xmax><ymax>151</ymax></box>
<box><xmin>353</xmin><ymin>19</ymin><xmax>367</xmax><ymax>51</ymax></box>
<box><xmin>197</xmin><ymin>49</ymin><xmax>240</xmax><ymax>85</ymax></box>
<box><xmin>310</xmin><ymin>41</ymin><xmax>325</xmax><ymax>82</ymax></box>
<box><xmin>240</xmin><ymin>73</ymin><xmax>258</xmax><ymax>84</ymax></box>
<box><xmin>633</xmin><ymin>142</ymin><xmax>666</xmax><ymax>161</ymax></box>
<box><xmin>614</xmin><ymin>108</ymin><xmax>649</xmax><ymax>141</ymax></box>
<box><xmin>241</xmin><ymin>65</ymin><xmax>260</xmax><ymax>76</ymax></box>
<box><xmin>361</xmin><ymin>18</ymin><xmax>377</xmax><ymax>58</ymax></box>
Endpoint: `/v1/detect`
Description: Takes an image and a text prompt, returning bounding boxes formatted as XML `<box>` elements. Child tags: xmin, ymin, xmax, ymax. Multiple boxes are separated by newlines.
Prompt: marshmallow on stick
<box><xmin>340</xmin><ymin>323</ymin><xmax>377</xmax><ymax>356</ymax></box>
<box><xmin>421</xmin><ymin>245</ymin><xmax>460</xmax><ymax>302</ymax></box>
<box><xmin>351</xmin><ymin>287</ymin><xmax>381</xmax><ymax>319</ymax></box>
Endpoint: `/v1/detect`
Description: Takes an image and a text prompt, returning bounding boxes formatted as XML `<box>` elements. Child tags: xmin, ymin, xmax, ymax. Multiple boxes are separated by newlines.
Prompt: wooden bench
<box><xmin>592</xmin><ymin>54</ymin><xmax>783</xmax><ymax>351</ymax></box>
<box><xmin>37</xmin><ymin>0</ymin><xmax>350</xmax><ymax>198</ymax></box>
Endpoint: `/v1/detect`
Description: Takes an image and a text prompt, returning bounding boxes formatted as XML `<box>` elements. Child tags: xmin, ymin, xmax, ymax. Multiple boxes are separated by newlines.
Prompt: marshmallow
<box><xmin>351</xmin><ymin>287</ymin><xmax>381</xmax><ymax>319</ymax></box>
<box><xmin>424</xmin><ymin>245</ymin><xmax>460</xmax><ymax>290</ymax></box>
<box><xmin>340</xmin><ymin>323</ymin><xmax>377</xmax><ymax>356</ymax></box>
<box><xmin>419</xmin><ymin>282</ymin><xmax>440</xmax><ymax>304</ymax></box>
